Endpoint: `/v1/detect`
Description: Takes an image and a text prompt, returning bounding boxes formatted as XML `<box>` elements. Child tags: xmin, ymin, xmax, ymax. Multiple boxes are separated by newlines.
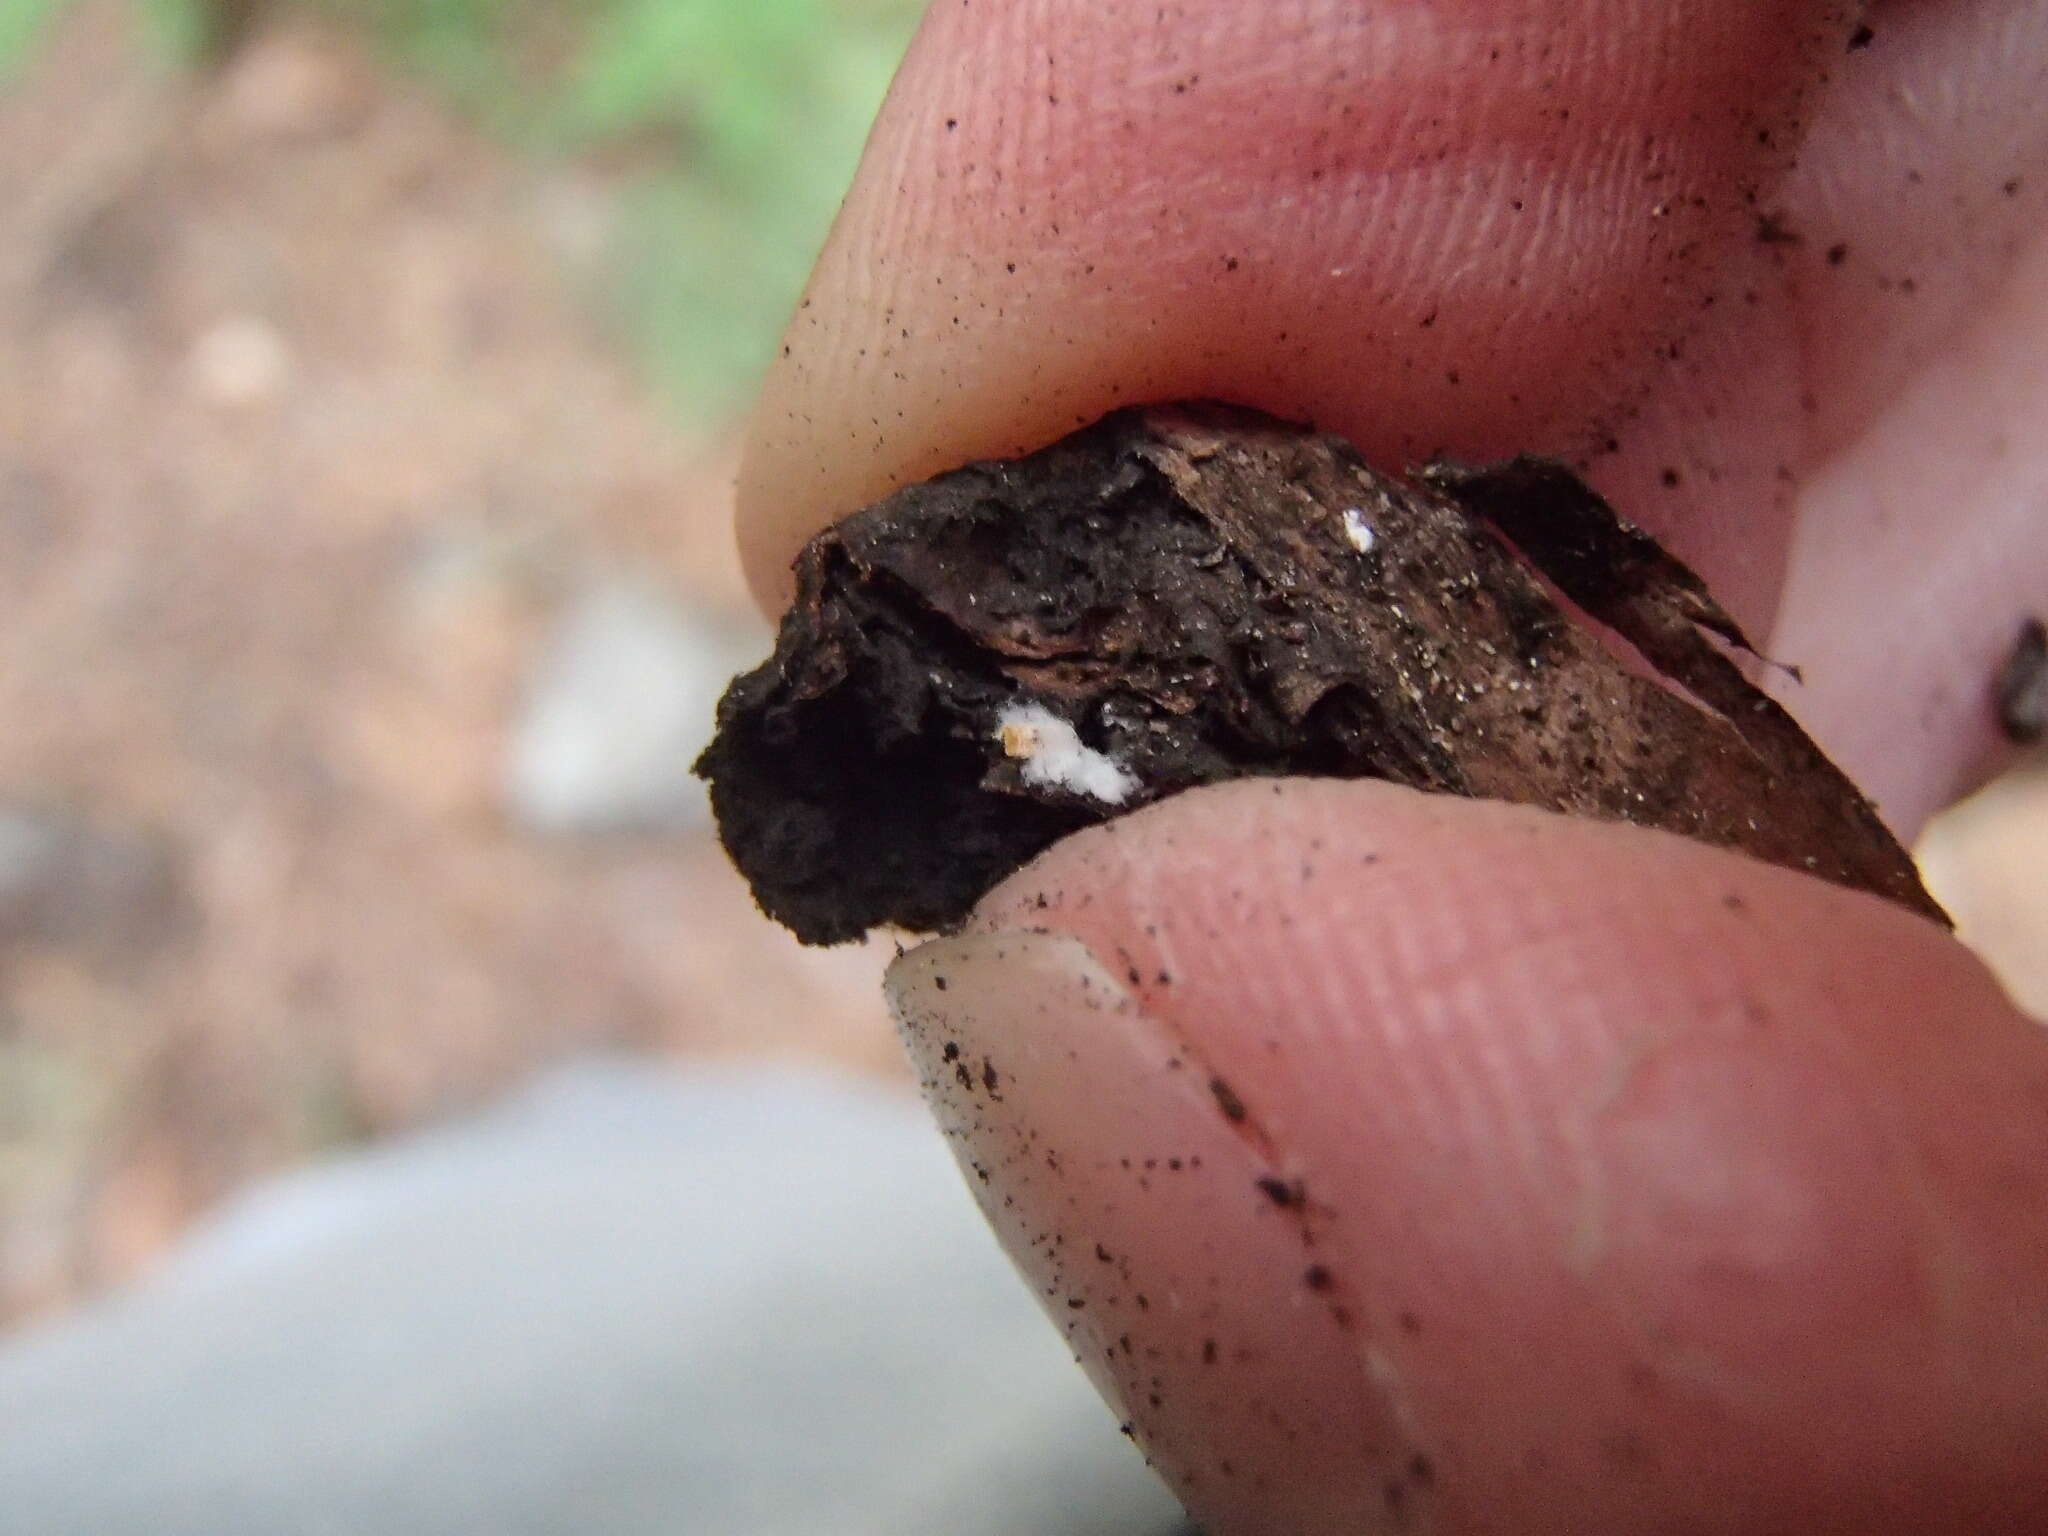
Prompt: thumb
<box><xmin>886</xmin><ymin>780</ymin><xmax>2048</xmax><ymax>1535</ymax></box>
<box><xmin>741</xmin><ymin>0</ymin><xmax>1858</xmax><ymax>616</ymax></box>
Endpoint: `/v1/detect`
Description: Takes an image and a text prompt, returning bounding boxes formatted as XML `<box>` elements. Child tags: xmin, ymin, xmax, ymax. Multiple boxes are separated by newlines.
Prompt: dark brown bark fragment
<box><xmin>696</xmin><ymin>404</ymin><xmax>1944</xmax><ymax>944</ymax></box>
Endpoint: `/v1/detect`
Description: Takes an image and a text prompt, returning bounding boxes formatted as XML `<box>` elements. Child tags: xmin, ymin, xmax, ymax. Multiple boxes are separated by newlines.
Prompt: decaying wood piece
<box><xmin>697</xmin><ymin>404</ymin><xmax>1944</xmax><ymax>944</ymax></box>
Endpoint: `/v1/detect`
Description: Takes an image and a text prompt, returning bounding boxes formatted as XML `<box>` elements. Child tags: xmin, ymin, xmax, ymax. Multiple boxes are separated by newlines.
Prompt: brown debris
<box><xmin>698</xmin><ymin>404</ymin><xmax>1944</xmax><ymax>944</ymax></box>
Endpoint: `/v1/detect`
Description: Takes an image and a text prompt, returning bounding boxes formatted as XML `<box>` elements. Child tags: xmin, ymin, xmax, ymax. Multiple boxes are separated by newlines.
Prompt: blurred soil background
<box><xmin>0</xmin><ymin>0</ymin><xmax>920</xmax><ymax>1322</ymax></box>
<box><xmin>0</xmin><ymin>0</ymin><xmax>2040</xmax><ymax>1330</ymax></box>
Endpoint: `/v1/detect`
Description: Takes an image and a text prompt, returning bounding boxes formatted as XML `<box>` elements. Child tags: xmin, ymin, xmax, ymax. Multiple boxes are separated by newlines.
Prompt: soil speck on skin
<box><xmin>1848</xmin><ymin>23</ymin><xmax>1874</xmax><ymax>50</ymax></box>
<box><xmin>1254</xmin><ymin>1175</ymin><xmax>1302</xmax><ymax>1208</ymax></box>
<box><xmin>1210</xmin><ymin>1076</ymin><xmax>1249</xmax><ymax>1123</ymax></box>
<box><xmin>1755</xmin><ymin>211</ymin><xmax>1800</xmax><ymax>246</ymax></box>
<box><xmin>1998</xmin><ymin>617</ymin><xmax>2047</xmax><ymax>745</ymax></box>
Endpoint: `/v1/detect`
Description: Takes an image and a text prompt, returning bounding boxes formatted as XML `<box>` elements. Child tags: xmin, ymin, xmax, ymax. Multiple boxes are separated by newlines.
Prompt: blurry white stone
<box><xmin>187</xmin><ymin>318</ymin><xmax>291</xmax><ymax>407</ymax></box>
<box><xmin>531</xmin><ymin>173</ymin><xmax>616</xmax><ymax>268</ymax></box>
<box><xmin>505</xmin><ymin>583</ymin><xmax>761</xmax><ymax>835</ymax></box>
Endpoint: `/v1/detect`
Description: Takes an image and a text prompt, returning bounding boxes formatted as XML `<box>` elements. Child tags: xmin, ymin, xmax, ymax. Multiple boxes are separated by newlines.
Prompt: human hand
<box><xmin>737</xmin><ymin>4</ymin><xmax>2048</xmax><ymax>1530</ymax></box>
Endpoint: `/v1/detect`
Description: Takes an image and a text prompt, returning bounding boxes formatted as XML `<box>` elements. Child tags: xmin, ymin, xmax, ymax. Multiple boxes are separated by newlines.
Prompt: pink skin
<box><xmin>735</xmin><ymin>2</ymin><xmax>2048</xmax><ymax>1529</ymax></box>
<box><xmin>894</xmin><ymin>784</ymin><xmax>2048</xmax><ymax>1533</ymax></box>
<box><xmin>741</xmin><ymin>0</ymin><xmax>2048</xmax><ymax>830</ymax></box>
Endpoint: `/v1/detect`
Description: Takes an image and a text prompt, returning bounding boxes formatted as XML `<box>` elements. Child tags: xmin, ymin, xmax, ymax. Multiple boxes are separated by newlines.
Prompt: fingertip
<box><xmin>738</xmin><ymin>1</ymin><xmax>1857</xmax><ymax>609</ymax></box>
<box><xmin>898</xmin><ymin>780</ymin><xmax>2048</xmax><ymax>1532</ymax></box>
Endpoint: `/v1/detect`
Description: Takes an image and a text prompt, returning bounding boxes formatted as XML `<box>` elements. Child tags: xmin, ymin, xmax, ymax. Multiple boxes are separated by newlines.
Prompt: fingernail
<box><xmin>887</xmin><ymin>929</ymin><xmax>1409</xmax><ymax>1534</ymax></box>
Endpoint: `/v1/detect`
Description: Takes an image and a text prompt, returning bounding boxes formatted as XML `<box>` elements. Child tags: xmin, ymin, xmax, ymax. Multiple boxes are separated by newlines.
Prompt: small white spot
<box><xmin>1341</xmin><ymin>508</ymin><xmax>1376</xmax><ymax>554</ymax></box>
<box><xmin>995</xmin><ymin>703</ymin><xmax>1138</xmax><ymax>805</ymax></box>
<box><xmin>188</xmin><ymin>317</ymin><xmax>290</xmax><ymax>407</ymax></box>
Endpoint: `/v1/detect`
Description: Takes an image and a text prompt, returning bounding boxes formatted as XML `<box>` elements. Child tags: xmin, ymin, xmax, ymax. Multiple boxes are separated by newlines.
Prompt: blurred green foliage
<box><xmin>544</xmin><ymin>0</ymin><xmax>922</xmax><ymax>412</ymax></box>
<box><xmin>3</xmin><ymin>0</ymin><xmax>924</xmax><ymax>415</ymax></box>
<box><xmin>0</xmin><ymin>0</ymin><xmax>70</xmax><ymax>77</ymax></box>
<box><xmin>0</xmin><ymin>0</ymin><xmax>217</xmax><ymax>74</ymax></box>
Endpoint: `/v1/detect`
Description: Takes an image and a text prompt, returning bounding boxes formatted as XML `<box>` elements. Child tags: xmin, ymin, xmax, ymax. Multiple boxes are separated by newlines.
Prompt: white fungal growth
<box><xmin>1341</xmin><ymin>507</ymin><xmax>1377</xmax><ymax>553</ymax></box>
<box><xmin>995</xmin><ymin>703</ymin><xmax>1139</xmax><ymax>805</ymax></box>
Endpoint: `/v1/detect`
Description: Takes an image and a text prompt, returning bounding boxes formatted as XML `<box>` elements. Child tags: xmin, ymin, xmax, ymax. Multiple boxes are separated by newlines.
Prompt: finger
<box><xmin>738</xmin><ymin>0</ymin><xmax>1856</xmax><ymax>618</ymax></box>
<box><xmin>1781</xmin><ymin>0</ymin><xmax>2048</xmax><ymax>461</ymax></box>
<box><xmin>1764</xmin><ymin>1</ymin><xmax>2048</xmax><ymax>832</ymax></box>
<box><xmin>888</xmin><ymin>779</ymin><xmax>2048</xmax><ymax>1535</ymax></box>
<box><xmin>1769</xmin><ymin>241</ymin><xmax>2048</xmax><ymax>835</ymax></box>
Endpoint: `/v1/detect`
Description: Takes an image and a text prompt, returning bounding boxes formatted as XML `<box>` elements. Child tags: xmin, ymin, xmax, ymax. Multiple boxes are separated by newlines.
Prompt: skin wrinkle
<box><xmin>1469</xmin><ymin>947</ymin><xmax>1607</xmax><ymax>1251</ymax></box>
<box><xmin>1457</xmin><ymin>907</ymin><xmax>1647</xmax><ymax>1261</ymax></box>
<box><xmin>1398</xmin><ymin>967</ymin><xmax>1550</xmax><ymax>1255</ymax></box>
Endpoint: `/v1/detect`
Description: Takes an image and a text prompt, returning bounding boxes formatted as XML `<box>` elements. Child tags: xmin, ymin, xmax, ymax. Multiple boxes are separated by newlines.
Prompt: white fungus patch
<box><xmin>995</xmin><ymin>703</ymin><xmax>1139</xmax><ymax>806</ymax></box>
<box><xmin>1341</xmin><ymin>507</ymin><xmax>1377</xmax><ymax>554</ymax></box>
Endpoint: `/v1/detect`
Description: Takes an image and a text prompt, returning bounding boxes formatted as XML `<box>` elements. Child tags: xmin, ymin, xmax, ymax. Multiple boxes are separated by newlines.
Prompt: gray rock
<box><xmin>0</xmin><ymin>1060</ymin><xmax>1186</xmax><ymax>1536</ymax></box>
<box><xmin>504</xmin><ymin>583</ymin><xmax>763</xmax><ymax>836</ymax></box>
<box><xmin>0</xmin><ymin>804</ymin><xmax>191</xmax><ymax>969</ymax></box>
